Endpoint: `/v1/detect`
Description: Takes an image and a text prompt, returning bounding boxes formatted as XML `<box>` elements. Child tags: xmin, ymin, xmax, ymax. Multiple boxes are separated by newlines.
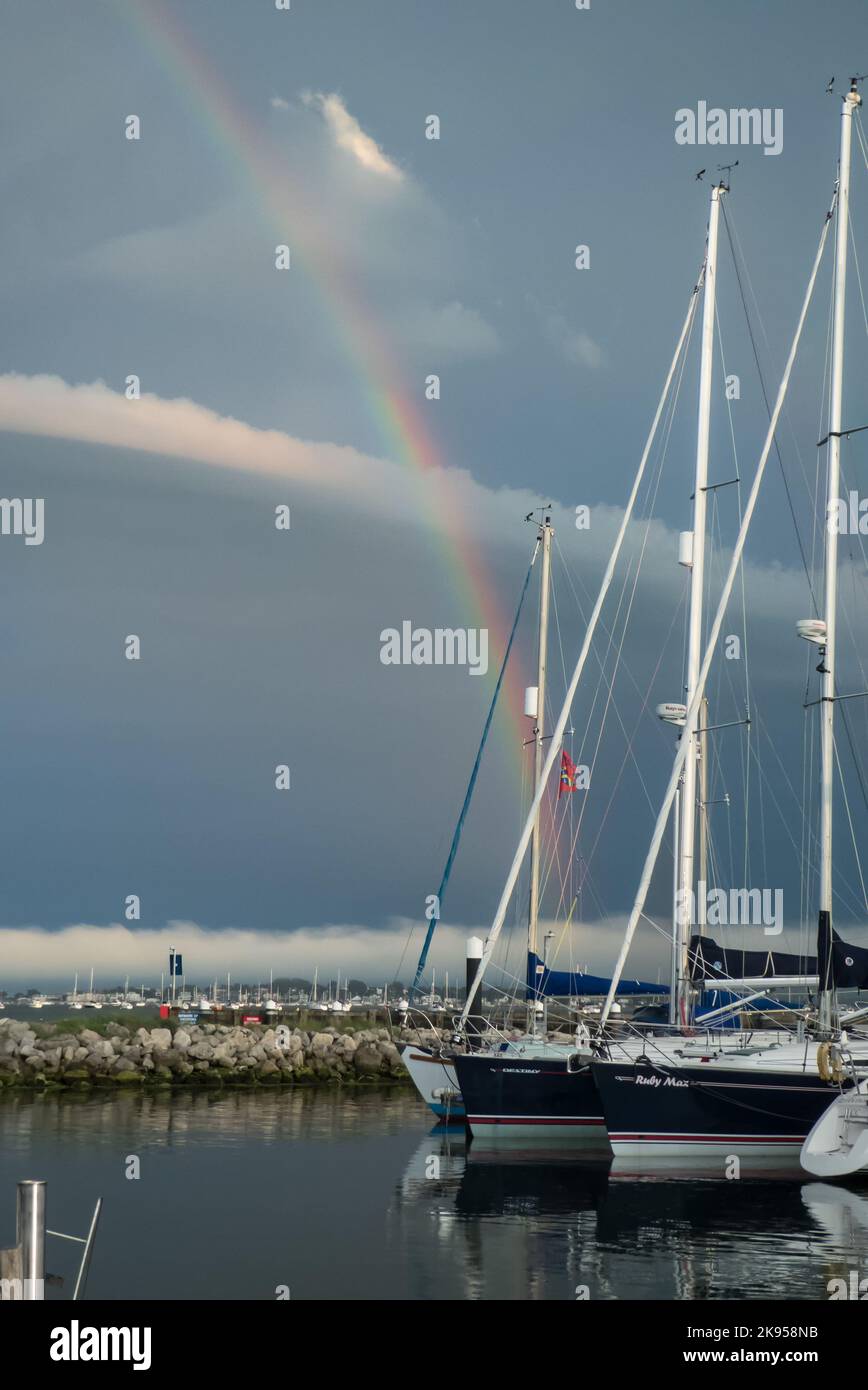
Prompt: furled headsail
<box><xmin>821</xmin><ymin>929</ymin><xmax>868</xmax><ymax>990</ymax></box>
<box><xmin>689</xmin><ymin>931</ymin><xmax>868</xmax><ymax>989</ymax></box>
<box><xmin>688</xmin><ymin>934</ymin><xmax>816</xmax><ymax>982</ymax></box>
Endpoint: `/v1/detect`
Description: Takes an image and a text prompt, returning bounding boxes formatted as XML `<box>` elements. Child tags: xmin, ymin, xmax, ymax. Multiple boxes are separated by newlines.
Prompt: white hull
<box><xmin>801</xmin><ymin>1079</ymin><xmax>868</xmax><ymax>1177</ymax></box>
<box><xmin>401</xmin><ymin>1046</ymin><xmax>463</xmax><ymax>1120</ymax></box>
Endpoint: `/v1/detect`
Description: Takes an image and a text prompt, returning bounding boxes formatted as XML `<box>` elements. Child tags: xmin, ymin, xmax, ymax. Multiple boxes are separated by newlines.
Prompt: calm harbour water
<box><xmin>1</xmin><ymin>1087</ymin><xmax>867</xmax><ymax>1300</ymax></box>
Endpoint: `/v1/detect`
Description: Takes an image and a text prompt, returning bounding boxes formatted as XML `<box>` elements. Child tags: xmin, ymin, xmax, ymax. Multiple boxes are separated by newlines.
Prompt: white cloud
<box><xmin>395</xmin><ymin>299</ymin><xmax>501</xmax><ymax>361</ymax></box>
<box><xmin>0</xmin><ymin>372</ymin><xmax>527</xmax><ymax>532</ymax></box>
<box><xmin>0</xmin><ymin>916</ymin><xmax>851</xmax><ymax>989</ymax></box>
<box><xmin>0</xmin><ymin>920</ymin><xmax>472</xmax><ymax>988</ymax></box>
<box><xmin>0</xmin><ymin>371</ymin><xmax>819</xmax><ymax>623</ymax></box>
<box><xmin>527</xmin><ymin>297</ymin><xmax>606</xmax><ymax>370</ymax></box>
<box><xmin>546</xmin><ymin>310</ymin><xmax>605</xmax><ymax>369</ymax></box>
<box><xmin>269</xmin><ymin>95</ymin><xmax>290</xmax><ymax>111</ymax></box>
<box><xmin>302</xmin><ymin>90</ymin><xmax>404</xmax><ymax>182</ymax></box>
<box><xmin>561</xmin><ymin>328</ymin><xmax>606</xmax><ymax>369</ymax></box>
<box><xmin>0</xmin><ymin>371</ymin><xmax>400</xmax><ymax>506</ymax></box>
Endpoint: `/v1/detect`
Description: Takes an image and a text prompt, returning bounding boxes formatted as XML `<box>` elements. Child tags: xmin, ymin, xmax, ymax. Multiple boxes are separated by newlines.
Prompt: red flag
<box><xmin>559</xmin><ymin>750</ymin><xmax>579</xmax><ymax>797</ymax></box>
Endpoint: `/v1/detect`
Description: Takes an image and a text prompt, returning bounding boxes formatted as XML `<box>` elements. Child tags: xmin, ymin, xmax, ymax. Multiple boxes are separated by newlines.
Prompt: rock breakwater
<box><xmin>0</xmin><ymin>1018</ymin><xmax>442</xmax><ymax>1089</ymax></box>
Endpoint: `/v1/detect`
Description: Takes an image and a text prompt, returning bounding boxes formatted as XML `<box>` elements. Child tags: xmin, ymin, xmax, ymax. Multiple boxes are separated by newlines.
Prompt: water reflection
<box><xmin>1</xmin><ymin>1091</ymin><xmax>867</xmax><ymax>1299</ymax></box>
<box><xmin>0</xmin><ymin>1085</ymin><xmax>414</xmax><ymax>1152</ymax></box>
<box><xmin>389</xmin><ymin>1123</ymin><xmax>868</xmax><ymax>1300</ymax></box>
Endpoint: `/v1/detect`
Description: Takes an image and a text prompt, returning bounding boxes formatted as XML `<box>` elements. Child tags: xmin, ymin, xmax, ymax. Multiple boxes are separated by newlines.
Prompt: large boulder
<box><xmin>6</xmin><ymin>1022</ymin><xmax>36</xmax><ymax>1043</ymax></box>
<box><xmin>353</xmin><ymin>1045</ymin><xmax>385</xmax><ymax>1076</ymax></box>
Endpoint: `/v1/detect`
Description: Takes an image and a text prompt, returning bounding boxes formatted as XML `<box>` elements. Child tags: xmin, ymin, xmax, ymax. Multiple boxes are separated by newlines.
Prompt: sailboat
<box><xmin>590</xmin><ymin>80</ymin><xmax>868</xmax><ymax>1160</ymax></box>
<box><xmin>453</xmin><ymin>513</ymin><xmax>660</xmax><ymax>1140</ymax></box>
<box><xmin>82</xmin><ymin>966</ymin><xmax>102</xmax><ymax>1009</ymax></box>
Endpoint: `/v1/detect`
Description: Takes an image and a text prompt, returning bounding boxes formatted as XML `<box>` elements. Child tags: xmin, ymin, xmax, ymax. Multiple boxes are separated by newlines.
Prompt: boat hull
<box><xmin>801</xmin><ymin>1079</ymin><xmax>868</xmax><ymax>1177</ymax></box>
<box><xmin>591</xmin><ymin>1056</ymin><xmax>841</xmax><ymax>1158</ymax></box>
<box><xmin>401</xmin><ymin>1046</ymin><xmax>464</xmax><ymax>1120</ymax></box>
<box><xmin>454</xmin><ymin>1052</ymin><xmax>607</xmax><ymax>1142</ymax></box>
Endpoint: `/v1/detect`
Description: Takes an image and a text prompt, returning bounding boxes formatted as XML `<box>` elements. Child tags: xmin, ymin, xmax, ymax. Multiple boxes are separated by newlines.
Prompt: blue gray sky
<box><xmin>1</xmin><ymin>0</ymin><xmax>867</xmax><ymax>988</ymax></box>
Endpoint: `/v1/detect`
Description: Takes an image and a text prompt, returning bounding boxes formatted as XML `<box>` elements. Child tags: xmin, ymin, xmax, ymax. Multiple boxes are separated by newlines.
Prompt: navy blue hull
<box><xmin>591</xmin><ymin>1056</ymin><xmax>841</xmax><ymax>1156</ymax></box>
<box><xmin>454</xmin><ymin>1052</ymin><xmax>606</xmax><ymax>1140</ymax></box>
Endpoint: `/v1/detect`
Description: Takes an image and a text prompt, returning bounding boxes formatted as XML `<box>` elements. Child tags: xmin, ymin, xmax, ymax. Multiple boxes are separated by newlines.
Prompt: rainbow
<box><xmin>114</xmin><ymin>0</ymin><xmax>535</xmax><ymax>773</ymax></box>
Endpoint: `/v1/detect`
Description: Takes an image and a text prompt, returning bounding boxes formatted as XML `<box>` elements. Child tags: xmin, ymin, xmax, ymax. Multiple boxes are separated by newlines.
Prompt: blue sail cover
<box><xmin>526</xmin><ymin>952</ymin><xmax>665</xmax><ymax>999</ymax></box>
<box><xmin>526</xmin><ymin>957</ymin><xmax>785</xmax><ymax>1029</ymax></box>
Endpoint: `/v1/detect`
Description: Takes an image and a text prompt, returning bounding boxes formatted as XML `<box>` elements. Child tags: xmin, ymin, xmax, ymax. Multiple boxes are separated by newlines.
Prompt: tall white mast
<box><xmin>819</xmin><ymin>81</ymin><xmax>861</xmax><ymax>1033</ymax></box>
<box><xmin>675</xmin><ymin>183</ymin><xmax>723</xmax><ymax>1028</ymax></box>
<box><xmin>528</xmin><ymin>516</ymin><xmax>553</xmax><ymax>975</ymax></box>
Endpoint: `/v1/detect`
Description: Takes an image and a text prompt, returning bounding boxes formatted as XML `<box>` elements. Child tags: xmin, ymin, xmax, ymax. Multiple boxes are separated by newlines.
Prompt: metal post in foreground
<box><xmin>17</xmin><ymin>1179</ymin><xmax>45</xmax><ymax>1300</ymax></box>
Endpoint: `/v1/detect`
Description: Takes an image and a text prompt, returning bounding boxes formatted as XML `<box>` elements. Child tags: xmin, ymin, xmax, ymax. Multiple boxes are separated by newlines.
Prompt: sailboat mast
<box><xmin>676</xmin><ymin>184</ymin><xmax>723</xmax><ymax>1028</ymax></box>
<box><xmin>819</xmin><ymin>82</ymin><xmax>861</xmax><ymax>1034</ymax></box>
<box><xmin>528</xmin><ymin>515</ymin><xmax>553</xmax><ymax>967</ymax></box>
<box><xmin>697</xmin><ymin>695</ymin><xmax>709</xmax><ymax>934</ymax></box>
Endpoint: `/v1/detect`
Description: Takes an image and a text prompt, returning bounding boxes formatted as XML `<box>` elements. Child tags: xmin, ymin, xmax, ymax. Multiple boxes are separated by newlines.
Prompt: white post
<box><xmin>17</xmin><ymin>1180</ymin><xmax>45</xmax><ymax>1301</ymax></box>
<box><xmin>676</xmin><ymin>184</ymin><xmax>722</xmax><ymax>1029</ymax></box>
<box><xmin>458</xmin><ymin>274</ymin><xmax>704</xmax><ymax>1027</ymax></box>
<box><xmin>819</xmin><ymin>84</ymin><xmax>860</xmax><ymax>1034</ymax></box>
<box><xmin>465</xmin><ymin>936</ymin><xmax>484</xmax><ymax>1043</ymax></box>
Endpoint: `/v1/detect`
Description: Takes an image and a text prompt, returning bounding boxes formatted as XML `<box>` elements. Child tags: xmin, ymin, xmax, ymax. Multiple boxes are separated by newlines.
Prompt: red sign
<box><xmin>242</xmin><ymin>1014</ymin><xmax>262</xmax><ymax>1025</ymax></box>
